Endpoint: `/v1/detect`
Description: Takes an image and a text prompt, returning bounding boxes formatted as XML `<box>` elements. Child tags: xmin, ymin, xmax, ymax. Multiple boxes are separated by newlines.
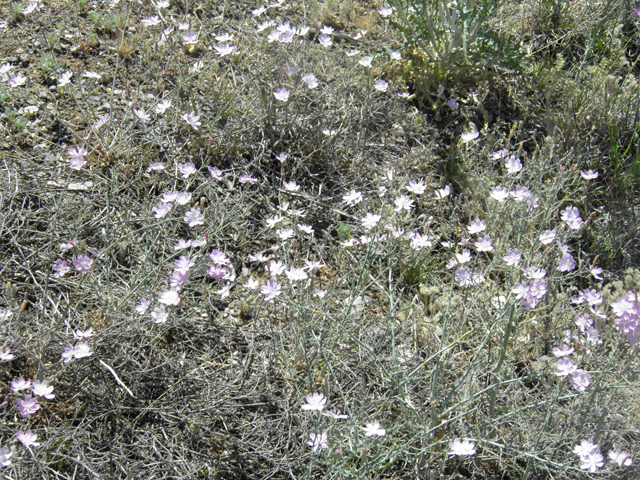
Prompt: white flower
<box><xmin>151</xmin><ymin>305</ymin><xmax>169</xmax><ymax>324</ymax></box>
<box><xmin>159</xmin><ymin>289</ymin><xmax>181</xmax><ymax>306</ymax></box>
<box><xmin>301</xmin><ymin>73</ymin><xmax>318</xmax><ymax>89</ymax></box>
<box><xmin>361</xmin><ymin>213</ymin><xmax>381</xmax><ymax>229</ymax></box>
<box><xmin>273</xmin><ymin>88</ymin><xmax>289</xmax><ymax>102</ymax></box>
<box><xmin>449</xmin><ymin>438</ymin><xmax>476</xmax><ymax>456</ymax></box>
<box><xmin>155</xmin><ymin>98</ymin><xmax>171</xmax><ymax>114</ymax></box>
<box><xmin>342</xmin><ymin>190</ymin><xmax>363</xmax><ymax>206</ymax></box>
<box><xmin>182</xmin><ymin>111</ymin><xmax>201</xmax><ymax>130</ymax></box>
<box><xmin>394</xmin><ymin>195</ymin><xmax>414</xmax><ymax>212</ymax></box>
<box><xmin>359</xmin><ymin>56</ymin><xmax>372</xmax><ymax>67</ymax></box>
<box><xmin>374</xmin><ymin>79</ymin><xmax>388</xmax><ymax>92</ymax></box>
<box><xmin>435</xmin><ymin>185</ymin><xmax>451</xmax><ymax>199</ymax></box>
<box><xmin>302</xmin><ymin>392</ymin><xmax>326</xmax><ymax>411</ymax></box>
<box><xmin>362</xmin><ymin>421</ymin><xmax>386</xmax><ymax>437</ymax></box>
<box><xmin>32</xmin><ymin>379</ymin><xmax>55</xmax><ymax>399</ymax></box>
<box><xmin>58</xmin><ymin>71</ymin><xmax>73</xmax><ymax>87</ymax></box>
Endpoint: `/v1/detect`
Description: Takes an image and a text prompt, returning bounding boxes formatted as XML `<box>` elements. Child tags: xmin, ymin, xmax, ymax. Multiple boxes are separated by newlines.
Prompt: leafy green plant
<box><xmin>89</xmin><ymin>12</ymin><xmax>103</xmax><ymax>29</ymax></box>
<box><xmin>390</xmin><ymin>0</ymin><xmax>523</xmax><ymax>105</ymax></box>
<box><xmin>38</xmin><ymin>54</ymin><xmax>60</xmax><ymax>74</ymax></box>
<box><xmin>336</xmin><ymin>223</ymin><xmax>353</xmax><ymax>241</ymax></box>
<box><xmin>0</xmin><ymin>87</ymin><xmax>10</xmax><ymax>105</ymax></box>
<box><xmin>9</xmin><ymin>4</ymin><xmax>23</xmax><ymax>22</ymax></box>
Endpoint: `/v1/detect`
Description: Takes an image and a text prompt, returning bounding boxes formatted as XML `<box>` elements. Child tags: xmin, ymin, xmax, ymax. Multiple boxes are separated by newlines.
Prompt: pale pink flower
<box><xmin>374</xmin><ymin>79</ymin><xmax>388</xmax><ymax>92</ymax></box>
<box><xmin>215</xmin><ymin>43</ymin><xmax>236</xmax><ymax>56</ymax></box>
<box><xmin>273</xmin><ymin>88</ymin><xmax>290</xmax><ymax>102</ymax></box>
<box><xmin>159</xmin><ymin>289</ymin><xmax>180</xmax><ymax>306</ymax></box>
<box><xmin>52</xmin><ymin>259</ymin><xmax>70</xmax><ymax>278</ymax></box>
<box><xmin>184</xmin><ymin>207</ymin><xmax>204</xmax><ymax>227</ymax></box>
<box><xmin>261</xmin><ymin>280</ymin><xmax>281</xmax><ymax>301</ymax></box>
<box><xmin>151</xmin><ymin>305</ymin><xmax>168</xmax><ymax>324</ymax></box>
<box><xmin>608</xmin><ymin>448</ymin><xmax>632</xmax><ymax>466</ymax></box>
<box><xmin>73</xmin><ymin>255</ymin><xmax>93</xmax><ymax>274</ymax></box>
<box><xmin>178</xmin><ymin>162</ymin><xmax>197</xmax><ymax>179</ymax></box>
<box><xmin>0</xmin><ymin>347</ymin><xmax>14</xmax><ymax>361</ymax></box>
<box><xmin>571</xmin><ymin>370</ymin><xmax>591</xmax><ymax>391</ymax></box>
<box><xmin>208</xmin><ymin>166</ymin><xmax>223</xmax><ymax>180</ymax></box>
<box><xmin>301</xmin><ymin>73</ymin><xmax>318</xmax><ymax>89</ymax></box>
<box><xmin>11</xmin><ymin>377</ymin><xmax>31</xmax><ymax>393</ymax></box>
<box><xmin>16</xmin><ymin>430</ymin><xmax>40</xmax><ymax>448</ymax></box>
<box><xmin>308</xmin><ymin>430</ymin><xmax>328</xmax><ymax>452</ymax></box>
<box><xmin>153</xmin><ymin>202</ymin><xmax>171</xmax><ymax>218</ymax></box>
<box><xmin>182</xmin><ymin>111</ymin><xmax>201</xmax><ymax>130</ymax></box>
<box><xmin>580</xmin><ymin>170</ymin><xmax>599</xmax><ymax>180</ymax></box>
<box><xmin>406</xmin><ymin>180</ymin><xmax>426</xmax><ymax>195</ymax></box>
<box><xmin>16</xmin><ymin>395</ymin><xmax>39</xmax><ymax>417</ymax></box>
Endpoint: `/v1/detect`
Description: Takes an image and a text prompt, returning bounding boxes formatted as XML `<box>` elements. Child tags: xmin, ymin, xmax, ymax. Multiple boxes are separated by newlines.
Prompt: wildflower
<box><xmin>93</xmin><ymin>113</ymin><xmax>110</xmax><ymax>130</ymax></box>
<box><xmin>73</xmin><ymin>255</ymin><xmax>93</xmax><ymax>274</ymax></box>
<box><xmin>16</xmin><ymin>395</ymin><xmax>40</xmax><ymax>418</ymax></box>
<box><xmin>141</xmin><ymin>15</ymin><xmax>161</xmax><ymax>26</ymax></box>
<box><xmin>318</xmin><ymin>34</ymin><xmax>332</xmax><ymax>47</ymax></box>
<box><xmin>159</xmin><ymin>289</ymin><xmax>181</xmax><ymax>306</ymax></box>
<box><xmin>16</xmin><ymin>430</ymin><xmax>40</xmax><ymax>448</ymax></box>
<box><xmin>61</xmin><ymin>345</ymin><xmax>76</xmax><ymax>363</ymax></box>
<box><xmin>59</xmin><ymin>239</ymin><xmax>78</xmax><ymax>252</ymax></box>
<box><xmin>374</xmin><ymin>79</ymin><xmax>388</xmax><ymax>92</ymax></box>
<box><xmin>238</xmin><ymin>174</ymin><xmax>258</xmax><ymax>184</ymax></box>
<box><xmin>153</xmin><ymin>202</ymin><xmax>172</xmax><ymax>218</ymax></box>
<box><xmin>461</xmin><ymin>129</ymin><xmax>479</xmax><ymax>143</ymax></box>
<box><xmin>435</xmin><ymin>185</ymin><xmax>451</xmax><ymax>199</ymax></box>
<box><xmin>322</xmin><ymin>128</ymin><xmax>336</xmax><ymax>136</ymax></box>
<box><xmin>557</xmin><ymin>247</ymin><xmax>576</xmax><ymax>272</ymax></box>
<box><xmin>394</xmin><ymin>195</ymin><xmax>414</xmax><ymax>212</ymax></box>
<box><xmin>303</xmin><ymin>259</ymin><xmax>324</xmax><ymax>271</ymax></box>
<box><xmin>378</xmin><ymin>6</ymin><xmax>392</xmax><ymax>16</ymax></box>
<box><xmin>343</xmin><ymin>190</ymin><xmax>363</xmax><ymax>206</ymax></box>
<box><xmin>346</xmin><ymin>48</ymin><xmax>361</xmax><ymax>56</ymax></box>
<box><xmin>503</xmin><ymin>249</ymin><xmax>521</xmax><ymax>266</ymax></box>
<box><xmin>523</xmin><ymin>267</ymin><xmax>546</xmax><ymax>280</ymax></box>
<box><xmin>155</xmin><ymin>98</ymin><xmax>171</xmax><ymax>114</ymax></box>
<box><xmin>68</xmin><ymin>145</ymin><xmax>88</xmax><ymax>171</ymax></box>
<box><xmin>490</xmin><ymin>186</ymin><xmax>509</xmax><ymax>202</ymax></box>
<box><xmin>467</xmin><ymin>219</ymin><xmax>486</xmax><ymax>234</ymax></box>
<box><xmin>208</xmin><ymin>166</ymin><xmax>223</xmax><ymax>181</ymax></box>
<box><xmin>301</xmin><ymin>73</ymin><xmax>318</xmax><ymax>89</ymax></box>
<box><xmin>276</xmin><ymin>153</ymin><xmax>288</xmax><ymax>163</ymax></box>
<box><xmin>313</xmin><ymin>288</ymin><xmax>326</xmax><ymax>298</ymax></box>
<box><xmin>283</xmin><ymin>180</ymin><xmax>300</xmax><ymax>192</ymax></box>
<box><xmin>261</xmin><ymin>280</ymin><xmax>282</xmax><ymax>301</ymax></box>
<box><xmin>208</xmin><ymin>249</ymin><xmax>229</xmax><ymax>265</ymax></box>
<box><xmin>361</xmin><ymin>213</ymin><xmax>381</xmax><ymax>229</ymax></box>
<box><xmin>7</xmin><ymin>72</ymin><xmax>27</xmax><ymax>88</ymax></box>
<box><xmin>511</xmin><ymin>185</ymin><xmax>532</xmax><ymax>201</ymax></box>
<box><xmin>447</xmin><ymin>98</ymin><xmax>459</xmax><ymax>110</ymax></box>
<box><xmin>178</xmin><ymin>162</ymin><xmax>197</xmax><ymax>179</ymax></box>
<box><xmin>11</xmin><ymin>377</ymin><xmax>31</xmax><ymax>393</ymax></box>
<box><xmin>182</xmin><ymin>111</ymin><xmax>201</xmax><ymax>130</ymax></box>
<box><xmin>491</xmin><ymin>148</ymin><xmax>509</xmax><ymax>160</ymax></box>
<box><xmin>571</xmin><ymin>370</ymin><xmax>591</xmax><ymax>391</ymax></box>
<box><xmin>406</xmin><ymin>180</ymin><xmax>426</xmax><ymax>195</ymax></box>
<box><xmin>390</xmin><ymin>50</ymin><xmax>401</xmax><ymax>60</ymax></box>
<box><xmin>267</xmin><ymin>260</ymin><xmax>286</xmax><ymax>277</ymax></box>
<box><xmin>0</xmin><ymin>446</ymin><xmax>11</xmax><ymax>466</ymax></box>
<box><xmin>277</xmin><ymin>228</ymin><xmax>294</xmax><ymax>240</ymax></box>
<box><xmin>252</xmin><ymin>5</ymin><xmax>267</xmax><ymax>16</ymax></box>
<box><xmin>182</xmin><ymin>32</ymin><xmax>198</xmax><ymax>45</ymax></box>
<box><xmin>285</xmin><ymin>267</ymin><xmax>308</xmax><ymax>281</ymax></box>
<box><xmin>363</xmin><ymin>421</ymin><xmax>386</xmax><ymax>437</ymax></box>
<box><xmin>560</xmin><ymin>206</ymin><xmax>583</xmax><ymax>230</ymax></box>
<box><xmin>169</xmin><ymin>270</ymin><xmax>189</xmax><ymax>289</ymax></box>
<box><xmin>215</xmin><ymin>42</ymin><xmax>236</xmax><ymax>56</ymax></box>
<box><xmin>32</xmin><ymin>380</ymin><xmax>54</xmax><ymax>399</ymax></box>
<box><xmin>574</xmin><ymin>439</ymin><xmax>597</xmax><ymax>458</ymax></box>
<box><xmin>302</xmin><ymin>392</ymin><xmax>326</xmax><ymax>411</ymax></box>
<box><xmin>448</xmin><ymin>438</ymin><xmax>476</xmax><ymax>456</ymax></box>
<box><xmin>58</xmin><ymin>71</ymin><xmax>73</xmax><ymax>87</ymax></box>
<box><xmin>244</xmin><ymin>278</ymin><xmax>259</xmax><ymax>289</ymax></box>
<box><xmin>273</xmin><ymin>88</ymin><xmax>290</xmax><ymax>102</ymax></box>
<box><xmin>359</xmin><ymin>56</ymin><xmax>372</xmax><ymax>67</ymax></box>
<box><xmin>146</xmin><ymin>162</ymin><xmax>165</xmax><ymax>172</ymax></box>
<box><xmin>580</xmin><ymin>170</ymin><xmax>599</xmax><ymax>180</ymax></box>
<box><xmin>184</xmin><ymin>207</ymin><xmax>204</xmax><ymax>227</ymax></box>
<box><xmin>174</xmin><ymin>255</ymin><xmax>194</xmax><ymax>274</ymax></box>
<box><xmin>151</xmin><ymin>305</ymin><xmax>168</xmax><ymax>324</ymax></box>
<box><xmin>552</xmin><ymin>344</ymin><xmax>574</xmax><ymax>357</ymax></box>
<box><xmin>608</xmin><ymin>448</ymin><xmax>632</xmax><ymax>466</ymax></box>
<box><xmin>455</xmin><ymin>268</ymin><xmax>473</xmax><ymax>287</ymax></box>
<box><xmin>411</xmin><ymin>232</ymin><xmax>432</xmax><ymax>250</ymax></box>
<box><xmin>249</xmin><ymin>252</ymin><xmax>268</xmax><ymax>263</ymax></box>
<box><xmin>580</xmin><ymin>449</ymin><xmax>604</xmax><ymax>472</ymax></box>
<box><xmin>298</xmin><ymin>224</ymin><xmax>313</xmax><ymax>235</ymax></box>
<box><xmin>83</xmin><ymin>71</ymin><xmax>102</xmax><ymax>79</ymax></box>
<box><xmin>323</xmin><ymin>409</ymin><xmax>348</xmax><ymax>419</ymax></box>
<box><xmin>505</xmin><ymin>155</ymin><xmax>522</xmax><ymax>174</ymax></box>
<box><xmin>308</xmin><ymin>430</ymin><xmax>329</xmax><ymax>452</ymax></box>
<box><xmin>474</xmin><ymin>235</ymin><xmax>493</xmax><ymax>252</ymax></box>
<box><xmin>52</xmin><ymin>259</ymin><xmax>70</xmax><ymax>278</ymax></box>
<box><xmin>556</xmin><ymin>357</ymin><xmax>577</xmax><ymax>376</ymax></box>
